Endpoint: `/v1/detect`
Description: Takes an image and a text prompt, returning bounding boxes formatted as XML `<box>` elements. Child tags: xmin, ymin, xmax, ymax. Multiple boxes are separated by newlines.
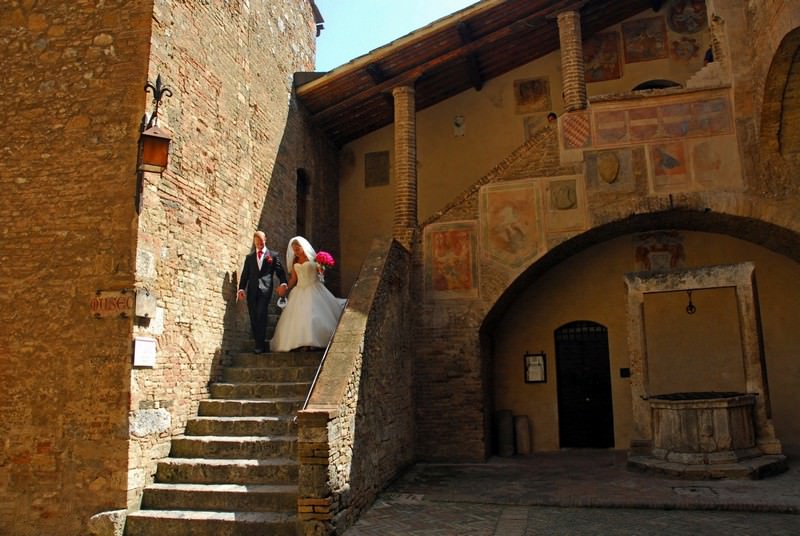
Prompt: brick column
<box><xmin>557</xmin><ymin>9</ymin><xmax>587</xmax><ymax>112</ymax></box>
<box><xmin>296</xmin><ymin>409</ymin><xmax>334</xmax><ymax>535</ymax></box>
<box><xmin>392</xmin><ymin>85</ymin><xmax>417</xmax><ymax>248</ymax></box>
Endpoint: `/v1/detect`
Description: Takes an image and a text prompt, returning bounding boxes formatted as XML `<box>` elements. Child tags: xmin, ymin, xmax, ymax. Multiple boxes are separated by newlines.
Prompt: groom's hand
<box><xmin>236</xmin><ymin>289</ymin><xmax>245</xmax><ymax>302</ymax></box>
<box><xmin>276</xmin><ymin>284</ymin><xmax>288</xmax><ymax>297</ymax></box>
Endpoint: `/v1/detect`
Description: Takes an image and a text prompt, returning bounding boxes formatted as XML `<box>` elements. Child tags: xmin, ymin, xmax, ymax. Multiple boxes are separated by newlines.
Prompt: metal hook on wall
<box><xmin>686</xmin><ymin>290</ymin><xmax>696</xmax><ymax>315</ymax></box>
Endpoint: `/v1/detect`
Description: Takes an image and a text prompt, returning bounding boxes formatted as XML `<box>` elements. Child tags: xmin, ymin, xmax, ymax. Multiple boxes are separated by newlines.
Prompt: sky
<box><xmin>314</xmin><ymin>0</ymin><xmax>480</xmax><ymax>72</ymax></box>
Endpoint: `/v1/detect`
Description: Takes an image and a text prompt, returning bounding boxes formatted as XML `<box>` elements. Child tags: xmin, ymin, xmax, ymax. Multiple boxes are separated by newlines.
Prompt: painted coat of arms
<box><xmin>479</xmin><ymin>180</ymin><xmax>541</xmax><ymax>268</ymax></box>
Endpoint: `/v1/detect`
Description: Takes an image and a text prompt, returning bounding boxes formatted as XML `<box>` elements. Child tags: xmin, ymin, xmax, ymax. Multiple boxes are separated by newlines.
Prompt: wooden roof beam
<box><xmin>309</xmin><ymin>14</ymin><xmax>532</xmax><ymax>122</ymax></box>
<box><xmin>457</xmin><ymin>22</ymin><xmax>484</xmax><ymax>91</ymax></box>
<box><xmin>366</xmin><ymin>63</ymin><xmax>387</xmax><ymax>84</ymax></box>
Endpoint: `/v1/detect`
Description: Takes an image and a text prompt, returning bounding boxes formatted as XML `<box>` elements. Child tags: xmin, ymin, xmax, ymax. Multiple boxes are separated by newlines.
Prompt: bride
<box><xmin>270</xmin><ymin>236</ymin><xmax>346</xmax><ymax>352</ymax></box>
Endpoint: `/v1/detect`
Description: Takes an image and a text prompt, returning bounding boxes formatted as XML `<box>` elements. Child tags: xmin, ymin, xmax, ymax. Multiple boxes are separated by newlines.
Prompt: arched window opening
<box><xmin>296</xmin><ymin>168</ymin><xmax>310</xmax><ymax>237</ymax></box>
<box><xmin>632</xmin><ymin>79</ymin><xmax>682</xmax><ymax>92</ymax></box>
<box><xmin>779</xmin><ymin>45</ymin><xmax>800</xmax><ymax>155</ymax></box>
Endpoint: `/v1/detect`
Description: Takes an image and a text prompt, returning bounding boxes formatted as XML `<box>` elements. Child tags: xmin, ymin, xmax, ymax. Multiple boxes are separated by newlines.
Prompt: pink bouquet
<box><xmin>315</xmin><ymin>251</ymin><xmax>335</xmax><ymax>282</ymax></box>
<box><xmin>315</xmin><ymin>251</ymin><xmax>335</xmax><ymax>268</ymax></box>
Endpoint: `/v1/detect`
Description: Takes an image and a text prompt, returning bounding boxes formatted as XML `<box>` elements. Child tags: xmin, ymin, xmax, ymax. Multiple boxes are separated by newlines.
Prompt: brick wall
<box><xmin>129</xmin><ymin>0</ymin><xmax>337</xmax><ymax>508</ymax></box>
<box><xmin>0</xmin><ymin>0</ymin><xmax>335</xmax><ymax>531</ymax></box>
<box><xmin>0</xmin><ymin>2</ymin><xmax>153</xmax><ymax>534</ymax></box>
<box><xmin>298</xmin><ymin>239</ymin><xmax>415</xmax><ymax>535</ymax></box>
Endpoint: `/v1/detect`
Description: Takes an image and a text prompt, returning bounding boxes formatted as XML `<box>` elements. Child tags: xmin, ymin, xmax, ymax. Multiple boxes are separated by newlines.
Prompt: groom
<box><xmin>237</xmin><ymin>231</ymin><xmax>288</xmax><ymax>353</ymax></box>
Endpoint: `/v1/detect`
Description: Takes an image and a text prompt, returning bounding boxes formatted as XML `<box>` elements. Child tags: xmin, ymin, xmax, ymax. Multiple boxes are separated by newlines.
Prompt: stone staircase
<box><xmin>125</xmin><ymin>350</ymin><xmax>322</xmax><ymax>536</ymax></box>
<box><xmin>685</xmin><ymin>60</ymin><xmax>726</xmax><ymax>88</ymax></box>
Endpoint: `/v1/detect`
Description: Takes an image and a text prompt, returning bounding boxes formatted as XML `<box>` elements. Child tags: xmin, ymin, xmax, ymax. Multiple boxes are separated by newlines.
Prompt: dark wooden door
<box><xmin>555</xmin><ymin>321</ymin><xmax>615</xmax><ymax>448</ymax></box>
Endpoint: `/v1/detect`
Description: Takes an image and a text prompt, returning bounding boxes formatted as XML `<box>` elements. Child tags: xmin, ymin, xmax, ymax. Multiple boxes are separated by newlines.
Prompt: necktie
<box><xmin>257</xmin><ymin>250</ymin><xmax>263</xmax><ymax>260</ymax></box>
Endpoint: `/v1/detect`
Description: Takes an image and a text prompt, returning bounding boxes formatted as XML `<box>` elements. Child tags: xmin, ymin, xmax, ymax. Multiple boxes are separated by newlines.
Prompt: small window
<box><xmin>364</xmin><ymin>151</ymin><xmax>390</xmax><ymax>188</ymax></box>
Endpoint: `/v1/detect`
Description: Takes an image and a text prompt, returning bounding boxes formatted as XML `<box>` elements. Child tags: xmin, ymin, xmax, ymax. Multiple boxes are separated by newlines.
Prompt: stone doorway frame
<box><xmin>623</xmin><ymin>262</ymin><xmax>781</xmax><ymax>455</ymax></box>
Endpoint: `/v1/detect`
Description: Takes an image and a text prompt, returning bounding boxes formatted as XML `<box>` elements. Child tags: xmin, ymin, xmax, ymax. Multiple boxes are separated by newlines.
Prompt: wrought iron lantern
<box><xmin>138</xmin><ymin>75</ymin><xmax>173</xmax><ymax>173</ymax></box>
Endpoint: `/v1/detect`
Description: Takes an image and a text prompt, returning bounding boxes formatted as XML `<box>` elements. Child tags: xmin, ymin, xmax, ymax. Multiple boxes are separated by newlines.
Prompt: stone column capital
<box><xmin>547</xmin><ymin>1</ymin><xmax>589</xmax><ymax>20</ymax></box>
<box><xmin>392</xmin><ymin>84</ymin><xmax>416</xmax><ymax>98</ymax></box>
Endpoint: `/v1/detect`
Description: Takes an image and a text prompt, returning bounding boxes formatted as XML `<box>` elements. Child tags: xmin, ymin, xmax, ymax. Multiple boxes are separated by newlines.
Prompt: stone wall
<box><xmin>0</xmin><ymin>2</ymin><xmax>153</xmax><ymax>534</ymax></box>
<box><xmin>129</xmin><ymin>0</ymin><xmax>336</xmax><ymax>508</ymax></box>
<box><xmin>298</xmin><ymin>239</ymin><xmax>414</xmax><ymax>535</ymax></box>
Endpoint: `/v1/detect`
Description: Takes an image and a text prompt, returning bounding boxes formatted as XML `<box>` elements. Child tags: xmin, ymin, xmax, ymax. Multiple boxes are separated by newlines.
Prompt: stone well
<box><xmin>628</xmin><ymin>391</ymin><xmax>787</xmax><ymax>479</ymax></box>
<box><xmin>650</xmin><ymin>392</ymin><xmax>758</xmax><ymax>464</ymax></box>
<box><xmin>625</xmin><ymin>264</ymin><xmax>787</xmax><ymax>479</ymax></box>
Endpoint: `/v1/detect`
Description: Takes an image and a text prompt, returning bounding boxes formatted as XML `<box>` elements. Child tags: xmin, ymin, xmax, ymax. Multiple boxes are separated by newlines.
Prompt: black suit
<box><xmin>238</xmin><ymin>248</ymin><xmax>287</xmax><ymax>351</ymax></box>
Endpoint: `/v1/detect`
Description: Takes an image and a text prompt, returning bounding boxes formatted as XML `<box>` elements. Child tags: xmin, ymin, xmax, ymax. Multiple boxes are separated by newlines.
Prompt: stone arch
<box><xmin>416</xmin><ymin>86</ymin><xmax>800</xmax><ymax>459</ymax></box>
<box><xmin>758</xmin><ymin>26</ymin><xmax>800</xmax><ymax>197</ymax></box>
<box><xmin>476</xmin><ymin>208</ymin><xmax>800</xmax><ymax>455</ymax></box>
<box><xmin>481</xmin><ymin>207</ymin><xmax>800</xmax><ymax>330</ymax></box>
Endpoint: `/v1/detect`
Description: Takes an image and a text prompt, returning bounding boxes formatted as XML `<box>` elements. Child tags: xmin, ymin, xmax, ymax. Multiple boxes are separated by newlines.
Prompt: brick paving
<box><xmin>344</xmin><ymin>450</ymin><xmax>800</xmax><ymax>535</ymax></box>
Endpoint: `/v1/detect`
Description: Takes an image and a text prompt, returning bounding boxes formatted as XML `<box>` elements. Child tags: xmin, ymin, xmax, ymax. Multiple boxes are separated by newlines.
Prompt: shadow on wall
<box><xmin>255</xmin><ymin>99</ymin><xmax>341</xmax><ymax>296</ymax></box>
<box><xmin>216</xmin><ymin>97</ymin><xmax>340</xmax><ymax>356</ymax></box>
<box><xmin>215</xmin><ymin>270</ymin><xmax>246</xmax><ymax>376</ymax></box>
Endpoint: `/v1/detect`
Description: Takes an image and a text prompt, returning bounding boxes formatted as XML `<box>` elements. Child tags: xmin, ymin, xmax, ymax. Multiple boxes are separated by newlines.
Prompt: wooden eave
<box><xmin>297</xmin><ymin>0</ymin><xmax>657</xmax><ymax>147</ymax></box>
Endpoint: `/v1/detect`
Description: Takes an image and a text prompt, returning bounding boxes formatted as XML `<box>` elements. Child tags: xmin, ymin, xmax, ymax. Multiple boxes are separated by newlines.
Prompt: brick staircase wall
<box><xmin>296</xmin><ymin>239</ymin><xmax>415</xmax><ymax>535</ymax></box>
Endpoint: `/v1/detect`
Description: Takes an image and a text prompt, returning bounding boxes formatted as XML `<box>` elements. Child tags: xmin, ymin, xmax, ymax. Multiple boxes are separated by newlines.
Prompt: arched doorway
<box><xmin>555</xmin><ymin>321</ymin><xmax>614</xmax><ymax>448</ymax></box>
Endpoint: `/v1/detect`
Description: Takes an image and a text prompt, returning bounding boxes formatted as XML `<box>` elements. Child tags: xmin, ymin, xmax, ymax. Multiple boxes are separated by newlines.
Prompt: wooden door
<box><xmin>555</xmin><ymin>321</ymin><xmax>615</xmax><ymax>448</ymax></box>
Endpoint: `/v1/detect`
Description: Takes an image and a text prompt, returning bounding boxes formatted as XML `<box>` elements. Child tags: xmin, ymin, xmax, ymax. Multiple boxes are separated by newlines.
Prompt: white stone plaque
<box><xmin>133</xmin><ymin>336</ymin><xmax>157</xmax><ymax>367</ymax></box>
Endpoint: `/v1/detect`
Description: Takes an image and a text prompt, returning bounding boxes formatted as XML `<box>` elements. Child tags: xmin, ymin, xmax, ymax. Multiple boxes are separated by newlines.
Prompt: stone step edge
<box><xmin>159</xmin><ymin>457</ymin><xmax>298</xmax><ymax>466</ymax></box>
<box><xmin>229</xmin><ymin>362</ymin><xmax>320</xmax><ymax>369</ymax></box>
<box><xmin>211</xmin><ymin>382</ymin><xmax>311</xmax><ymax>387</ymax></box>
<box><xmin>237</xmin><ymin>351</ymin><xmax>323</xmax><ymax>358</ymax></box>
<box><xmin>147</xmin><ymin>482</ymin><xmax>298</xmax><ymax>493</ymax></box>
<box><xmin>127</xmin><ymin>509</ymin><xmax>297</xmax><ymax>522</ymax></box>
<box><xmin>188</xmin><ymin>416</ymin><xmax>293</xmax><ymax>422</ymax></box>
<box><xmin>173</xmin><ymin>435</ymin><xmax>297</xmax><ymax>442</ymax></box>
<box><xmin>200</xmin><ymin>398</ymin><xmax>305</xmax><ymax>404</ymax></box>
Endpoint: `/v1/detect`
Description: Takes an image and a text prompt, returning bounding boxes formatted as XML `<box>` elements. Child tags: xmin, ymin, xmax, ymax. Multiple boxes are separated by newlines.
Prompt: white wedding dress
<box><xmin>269</xmin><ymin>260</ymin><xmax>346</xmax><ymax>352</ymax></box>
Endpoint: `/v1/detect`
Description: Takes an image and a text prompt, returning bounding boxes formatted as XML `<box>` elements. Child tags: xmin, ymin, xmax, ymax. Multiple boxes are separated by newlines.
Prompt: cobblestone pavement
<box><xmin>344</xmin><ymin>450</ymin><xmax>800</xmax><ymax>535</ymax></box>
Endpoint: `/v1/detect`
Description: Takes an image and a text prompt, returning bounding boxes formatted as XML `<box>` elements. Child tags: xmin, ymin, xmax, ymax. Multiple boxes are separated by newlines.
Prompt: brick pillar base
<box><xmin>297</xmin><ymin>410</ymin><xmax>334</xmax><ymax>535</ymax></box>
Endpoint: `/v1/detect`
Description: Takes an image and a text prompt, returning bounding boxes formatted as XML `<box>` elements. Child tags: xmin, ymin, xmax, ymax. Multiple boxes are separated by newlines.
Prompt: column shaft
<box><xmin>392</xmin><ymin>85</ymin><xmax>417</xmax><ymax>247</ymax></box>
<box><xmin>557</xmin><ymin>10</ymin><xmax>587</xmax><ymax>112</ymax></box>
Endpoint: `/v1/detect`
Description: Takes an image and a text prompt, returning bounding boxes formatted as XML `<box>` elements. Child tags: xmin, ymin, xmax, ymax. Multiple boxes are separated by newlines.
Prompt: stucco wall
<box><xmin>338</xmin><ymin>8</ymin><xmax>712</xmax><ymax>291</ymax></box>
<box><xmin>492</xmin><ymin>232</ymin><xmax>800</xmax><ymax>452</ymax></box>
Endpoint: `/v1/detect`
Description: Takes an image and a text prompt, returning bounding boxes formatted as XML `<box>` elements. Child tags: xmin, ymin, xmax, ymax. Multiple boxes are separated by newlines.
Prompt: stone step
<box><xmin>199</xmin><ymin>398</ymin><xmax>304</xmax><ymax>417</ymax></box>
<box><xmin>223</xmin><ymin>365</ymin><xmax>318</xmax><ymax>383</ymax></box>
<box><xmin>170</xmin><ymin>436</ymin><xmax>297</xmax><ymax>459</ymax></box>
<box><xmin>156</xmin><ymin>457</ymin><xmax>298</xmax><ymax>485</ymax></box>
<box><xmin>141</xmin><ymin>483</ymin><xmax>298</xmax><ymax>512</ymax></box>
<box><xmin>209</xmin><ymin>381</ymin><xmax>309</xmax><ymax>400</ymax></box>
<box><xmin>185</xmin><ymin>416</ymin><xmax>295</xmax><ymax>436</ymax></box>
<box><xmin>233</xmin><ymin>351</ymin><xmax>322</xmax><ymax>368</ymax></box>
<box><xmin>125</xmin><ymin>510</ymin><xmax>299</xmax><ymax>536</ymax></box>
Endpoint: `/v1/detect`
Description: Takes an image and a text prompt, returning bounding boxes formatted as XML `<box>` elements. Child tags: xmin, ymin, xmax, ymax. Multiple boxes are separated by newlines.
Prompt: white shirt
<box><xmin>256</xmin><ymin>247</ymin><xmax>267</xmax><ymax>270</ymax></box>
